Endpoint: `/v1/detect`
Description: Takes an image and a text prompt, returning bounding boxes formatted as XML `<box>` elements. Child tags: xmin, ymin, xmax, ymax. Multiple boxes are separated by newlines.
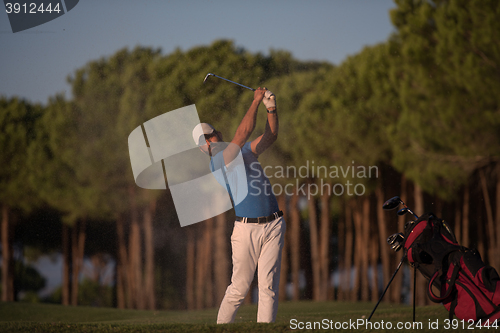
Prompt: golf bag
<box><xmin>403</xmin><ymin>213</ymin><xmax>500</xmax><ymax>324</ymax></box>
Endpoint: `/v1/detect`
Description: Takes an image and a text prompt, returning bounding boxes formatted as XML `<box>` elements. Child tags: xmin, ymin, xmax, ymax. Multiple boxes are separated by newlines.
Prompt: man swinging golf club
<box><xmin>192</xmin><ymin>87</ymin><xmax>285</xmax><ymax>323</ymax></box>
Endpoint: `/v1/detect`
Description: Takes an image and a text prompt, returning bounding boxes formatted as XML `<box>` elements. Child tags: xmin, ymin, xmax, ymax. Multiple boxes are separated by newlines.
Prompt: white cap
<box><xmin>192</xmin><ymin>123</ymin><xmax>215</xmax><ymax>146</ymax></box>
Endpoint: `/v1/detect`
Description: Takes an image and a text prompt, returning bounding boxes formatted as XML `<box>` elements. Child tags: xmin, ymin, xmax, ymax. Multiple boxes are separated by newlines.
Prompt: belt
<box><xmin>235</xmin><ymin>211</ymin><xmax>283</xmax><ymax>224</ymax></box>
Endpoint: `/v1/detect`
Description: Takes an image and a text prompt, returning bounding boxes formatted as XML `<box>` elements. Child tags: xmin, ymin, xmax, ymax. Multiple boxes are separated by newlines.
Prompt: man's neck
<box><xmin>209</xmin><ymin>141</ymin><xmax>228</xmax><ymax>157</ymax></box>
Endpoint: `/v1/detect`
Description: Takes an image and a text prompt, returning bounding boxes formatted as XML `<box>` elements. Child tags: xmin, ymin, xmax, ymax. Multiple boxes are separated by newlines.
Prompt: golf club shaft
<box><xmin>403</xmin><ymin>204</ymin><xmax>419</xmax><ymax>219</ymax></box>
<box><xmin>205</xmin><ymin>73</ymin><xmax>255</xmax><ymax>91</ymax></box>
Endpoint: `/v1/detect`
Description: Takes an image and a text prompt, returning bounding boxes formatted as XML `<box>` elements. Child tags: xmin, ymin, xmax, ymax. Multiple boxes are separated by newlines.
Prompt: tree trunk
<box><xmin>307</xmin><ymin>193</ymin><xmax>321</xmax><ymax>301</ymax></box>
<box><xmin>1</xmin><ymin>205</ymin><xmax>14</xmax><ymax>302</ymax></box>
<box><xmin>71</xmin><ymin>218</ymin><xmax>86</xmax><ymax>306</ymax></box>
<box><xmin>143</xmin><ymin>199</ymin><xmax>156</xmax><ymax>310</ymax></box>
<box><xmin>116</xmin><ymin>216</ymin><xmax>128</xmax><ymax>309</ymax></box>
<box><xmin>479</xmin><ymin>169</ymin><xmax>496</xmax><ymax>265</ymax></box>
<box><xmin>214</xmin><ymin>212</ymin><xmax>229</xmax><ymax>305</ymax></box>
<box><xmin>435</xmin><ymin>197</ymin><xmax>443</xmax><ymax>218</ymax></box>
<box><xmin>357</xmin><ymin>197</ymin><xmax>369</xmax><ymax>301</ymax></box>
<box><xmin>71</xmin><ymin>223</ymin><xmax>78</xmax><ymax>306</ymax></box>
<box><xmin>186</xmin><ymin>226</ymin><xmax>196</xmax><ymax>310</ymax></box>
<box><xmin>414</xmin><ymin>183</ymin><xmax>427</xmax><ymax>306</ymax></box>
<box><xmin>370</xmin><ymin>221</ymin><xmax>379</xmax><ymax>303</ymax></box>
<box><xmin>463</xmin><ymin>184</ymin><xmax>470</xmax><ymax>248</ymax></box>
<box><xmin>391</xmin><ymin>175</ymin><xmax>406</xmax><ymax>303</ymax></box>
<box><xmin>195</xmin><ymin>223</ymin><xmax>204</xmax><ymax>309</ymax></box>
<box><xmin>352</xmin><ymin>201</ymin><xmax>362</xmax><ymax>301</ymax></box>
<box><xmin>203</xmin><ymin>218</ymin><xmax>214</xmax><ymax>308</ymax></box>
<box><xmin>278</xmin><ymin>194</ymin><xmax>289</xmax><ymax>302</ymax></box>
<box><xmin>352</xmin><ymin>199</ymin><xmax>361</xmax><ymax>301</ymax></box>
<box><xmin>454</xmin><ymin>201</ymin><xmax>462</xmax><ymax>247</ymax></box>
<box><xmin>477</xmin><ymin>190</ymin><xmax>486</xmax><ymax>265</ymax></box>
<box><xmin>290</xmin><ymin>191</ymin><xmax>301</xmax><ymax>301</ymax></box>
<box><xmin>337</xmin><ymin>202</ymin><xmax>345</xmax><ymax>301</ymax></box>
<box><xmin>115</xmin><ymin>254</ymin><xmax>124</xmax><ymax>309</ymax></box>
<box><xmin>320</xmin><ymin>190</ymin><xmax>330</xmax><ymax>300</ymax></box>
<box><xmin>129</xmin><ymin>215</ymin><xmax>142</xmax><ymax>309</ymax></box>
<box><xmin>375</xmin><ymin>184</ymin><xmax>390</xmax><ymax>301</ymax></box>
<box><xmin>344</xmin><ymin>200</ymin><xmax>354</xmax><ymax>301</ymax></box>
<box><xmin>128</xmin><ymin>186</ymin><xmax>143</xmax><ymax>309</ymax></box>
<box><xmin>62</xmin><ymin>222</ymin><xmax>70</xmax><ymax>306</ymax></box>
<box><xmin>414</xmin><ymin>183</ymin><xmax>424</xmax><ymax>216</ymax></box>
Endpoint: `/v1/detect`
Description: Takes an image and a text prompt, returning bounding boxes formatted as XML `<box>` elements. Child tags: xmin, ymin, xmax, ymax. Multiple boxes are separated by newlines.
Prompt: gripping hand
<box><xmin>263</xmin><ymin>89</ymin><xmax>276</xmax><ymax>110</ymax></box>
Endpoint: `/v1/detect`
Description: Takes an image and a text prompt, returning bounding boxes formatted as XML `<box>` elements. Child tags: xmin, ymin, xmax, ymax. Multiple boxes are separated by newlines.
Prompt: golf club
<box><xmin>382</xmin><ymin>196</ymin><xmax>419</xmax><ymax>219</ymax></box>
<box><xmin>203</xmin><ymin>73</ymin><xmax>255</xmax><ymax>91</ymax></box>
<box><xmin>397</xmin><ymin>208</ymin><xmax>409</xmax><ymax>216</ymax></box>
<box><xmin>387</xmin><ymin>233</ymin><xmax>405</xmax><ymax>252</ymax></box>
<box><xmin>370</xmin><ymin>196</ymin><xmax>422</xmax><ymax>323</ymax></box>
<box><xmin>370</xmin><ymin>197</ymin><xmax>413</xmax><ymax>322</ymax></box>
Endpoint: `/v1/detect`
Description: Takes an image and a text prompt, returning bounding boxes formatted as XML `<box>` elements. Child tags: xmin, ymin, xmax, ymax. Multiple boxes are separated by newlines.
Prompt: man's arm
<box><xmin>222</xmin><ymin>88</ymin><xmax>266</xmax><ymax>164</ymax></box>
<box><xmin>251</xmin><ymin>91</ymin><xmax>278</xmax><ymax>156</ymax></box>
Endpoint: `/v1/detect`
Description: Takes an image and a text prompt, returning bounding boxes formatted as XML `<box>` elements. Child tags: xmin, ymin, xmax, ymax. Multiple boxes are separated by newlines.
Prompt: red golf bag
<box><xmin>403</xmin><ymin>213</ymin><xmax>500</xmax><ymax>325</ymax></box>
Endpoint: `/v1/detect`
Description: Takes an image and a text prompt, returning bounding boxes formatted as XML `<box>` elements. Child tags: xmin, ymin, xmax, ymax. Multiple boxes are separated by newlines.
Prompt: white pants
<box><xmin>217</xmin><ymin>216</ymin><xmax>286</xmax><ymax>323</ymax></box>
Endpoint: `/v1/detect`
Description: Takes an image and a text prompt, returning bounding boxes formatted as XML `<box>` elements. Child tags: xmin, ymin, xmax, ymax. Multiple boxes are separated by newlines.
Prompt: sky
<box><xmin>0</xmin><ymin>0</ymin><xmax>396</xmax><ymax>105</ymax></box>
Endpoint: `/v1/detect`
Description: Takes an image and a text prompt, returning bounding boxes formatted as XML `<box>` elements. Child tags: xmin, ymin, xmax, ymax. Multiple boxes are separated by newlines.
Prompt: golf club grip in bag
<box><xmin>403</xmin><ymin>213</ymin><xmax>500</xmax><ymax>325</ymax></box>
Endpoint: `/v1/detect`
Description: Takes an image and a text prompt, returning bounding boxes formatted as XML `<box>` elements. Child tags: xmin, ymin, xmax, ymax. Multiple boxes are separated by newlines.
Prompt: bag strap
<box><xmin>427</xmin><ymin>264</ymin><xmax>460</xmax><ymax>302</ymax></box>
<box><xmin>449</xmin><ymin>295</ymin><xmax>458</xmax><ymax>321</ymax></box>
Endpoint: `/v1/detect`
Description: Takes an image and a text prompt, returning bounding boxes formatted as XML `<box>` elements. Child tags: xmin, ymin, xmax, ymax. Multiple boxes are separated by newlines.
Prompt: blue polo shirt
<box><xmin>210</xmin><ymin>142</ymin><xmax>279</xmax><ymax>218</ymax></box>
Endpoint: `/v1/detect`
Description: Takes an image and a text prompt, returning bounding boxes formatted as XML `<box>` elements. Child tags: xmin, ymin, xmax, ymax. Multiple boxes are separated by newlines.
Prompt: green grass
<box><xmin>0</xmin><ymin>300</ymin><xmax>484</xmax><ymax>332</ymax></box>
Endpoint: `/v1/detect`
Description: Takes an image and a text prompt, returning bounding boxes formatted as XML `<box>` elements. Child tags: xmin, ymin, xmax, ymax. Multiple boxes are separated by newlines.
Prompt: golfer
<box><xmin>193</xmin><ymin>87</ymin><xmax>285</xmax><ymax>323</ymax></box>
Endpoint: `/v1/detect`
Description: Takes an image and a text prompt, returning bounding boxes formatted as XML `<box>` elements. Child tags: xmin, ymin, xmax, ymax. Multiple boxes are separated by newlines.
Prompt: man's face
<box><xmin>199</xmin><ymin>130</ymin><xmax>223</xmax><ymax>155</ymax></box>
<box><xmin>209</xmin><ymin>130</ymin><xmax>222</xmax><ymax>142</ymax></box>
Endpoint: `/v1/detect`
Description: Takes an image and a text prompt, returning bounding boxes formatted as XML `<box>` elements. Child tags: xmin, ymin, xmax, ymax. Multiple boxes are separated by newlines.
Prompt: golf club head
<box><xmin>387</xmin><ymin>233</ymin><xmax>405</xmax><ymax>252</ymax></box>
<box><xmin>382</xmin><ymin>196</ymin><xmax>402</xmax><ymax>210</ymax></box>
<box><xmin>392</xmin><ymin>243</ymin><xmax>403</xmax><ymax>252</ymax></box>
<box><xmin>397</xmin><ymin>208</ymin><xmax>409</xmax><ymax>216</ymax></box>
<box><xmin>387</xmin><ymin>232</ymin><xmax>404</xmax><ymax>245</ymax></box>
<box><xmin>203</xmin><ymin>73</ymin><xmax>214</xmax><ymax>84</ymax></box>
